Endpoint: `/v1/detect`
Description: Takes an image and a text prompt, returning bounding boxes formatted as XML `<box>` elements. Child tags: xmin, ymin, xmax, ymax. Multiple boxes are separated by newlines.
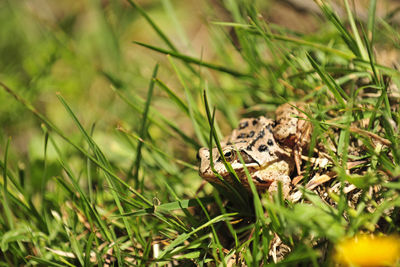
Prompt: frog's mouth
<box><xmin>238</xmin><ymin>150</ymin><xmax>261</xmax><ymax>166</ymax></box>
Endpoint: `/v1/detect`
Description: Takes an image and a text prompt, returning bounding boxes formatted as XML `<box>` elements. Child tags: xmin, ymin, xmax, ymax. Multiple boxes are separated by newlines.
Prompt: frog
<box><xmin>198</xmin><ymin>116</ymin><xmax>294</xmax><ymax>197</ymax></box>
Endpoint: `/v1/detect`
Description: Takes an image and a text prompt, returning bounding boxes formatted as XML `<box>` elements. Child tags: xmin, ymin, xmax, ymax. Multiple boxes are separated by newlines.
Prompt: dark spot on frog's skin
<box><xmin>255</xmin><ymin>176</ymin><xmax>268</xmax><ymax>184</ymax></box>
<box><xmin>258</xmin><ymin>145</ymin><xmax>268</xmax><ymax>152</ymax></box>
<box><xmin>252</xmin><ymin>119</ymin><xmax>258</xmax><ymax>126</ymax></box>
<box><xmin>246</xmin><ymin>145</ymin><xmax>252</xmax><ymax>151</ymax></box>
<box><xmin>239</xmin><ymin>121</ymin><xmax>249</xmax><ymax>129</ymax></box>
<box><xmin>248</xmin><ymin>130</ymin><xmax>255</xmax><ymax>138</ymax></box>
<box><xmin>216</xmin><ymin>156</ymin><xmax>222</xmax><ymax>162</ymax></box>
<box><xmin>247</xmin><ymin>130</ymin><xmax>265</xmax><ymax>150</ymax></box>
<box><xmin>267</xmin><ymin>139</ymin><xmax>274</xmax><ymax>146</ymax></box>
<box><xmin>265</xmin><ymin>124</ymin><xmax>273</xmax><ymax>134</ymax></box>
<box><xmin>237</xmin><ymin>133</ymin><xmax>247</xmax><ymax>139</ymax></box>
<box><xmin>272</xmin><ymin>121</ymin><xmax>277</xmax><ymax>128</ymax></box>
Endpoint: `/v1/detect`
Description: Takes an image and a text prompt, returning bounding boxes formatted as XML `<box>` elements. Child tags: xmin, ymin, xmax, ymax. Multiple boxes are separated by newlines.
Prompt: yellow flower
<box><xmin>335</xmin><ymin>234</ymin><xmax>400</xmax><ymax>266</ymax></box>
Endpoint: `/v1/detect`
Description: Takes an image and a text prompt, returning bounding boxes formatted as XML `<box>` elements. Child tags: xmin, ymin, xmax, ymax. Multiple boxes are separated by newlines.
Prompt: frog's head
<box><xmin>198</xmin><ymin>117</ymin><xmax>281</xmax><ymax>180</ymax></box>
<box><xmin>198</xmin><ymin>144</ymin><xmax>263</xmax><ymax>180</ymax></box>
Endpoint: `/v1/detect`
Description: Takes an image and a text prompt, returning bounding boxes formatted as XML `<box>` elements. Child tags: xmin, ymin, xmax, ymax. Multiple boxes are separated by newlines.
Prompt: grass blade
<box><xmin>161</xmin><ymin>0</ymin><xmax>189</xmax><ymax>47</ymax></box>
<box><xmin>126</xmin><ymin>0</ymin><xmax>177</xmax><ymax>52</ymax></box>
<box><xmin>203</xmin><ymin>90</ymin><xmax>249</xmax><ymax>208</ymax></box>
<box><xmin>214</xmin><ymin>21</ymin><xmax>355</xmax><ymax>60</ymax></box>
<box><xmin>2</xmin><ymin>137</ymin><xmax>14</xmax><ymax>230</ymax></box>
<box><xmin>84</xmin><ymin>232</ymin><xmax>96</xmax><ymax>267</ymax></box>
<box><xmin>307</xmin><ymin>53</ymin><xmax>347</xmax><ymax>108</ymax></box>
<box><xmin>118</xmin><ymin>197</ymin><xmax>214</xmax><ymax>217</ymax></box>
<box><xmin>27</xmin><ymin>256</ymin><xmax>66</xmax><ymax>267</ymax></box>
<box><xmin>117</xmin><ymin>125</ymin><xmax>197</xmax><ymax>170</ymax></box>
<box><xmin>344</xmin><ymin>0</ymin><xmax>368</xmax><ymax>60</ymax></box>
<box><xmin>168</xmin><ymin>55</ymin><xmax>207</xmax><ymax>145</ymax></box>
<box><xmin>154</xmin><ymin>78</ymin><xmax>189</xmax><ymax>116</ymax></box>
<box><xmin>109</xmin><ymin>82</ymin><xmax>200</xmax><ymax>149</ymax></box>
<box><xmin>367</xmin><ymin>0</ymin><xmax>377</xmax><ymax>42</ymax></box>
<box><xmin>316</xmin><ymin>1</ymin><xmax>360</xmax><ymax>57</ymax></box>
<box><xmin>129</xmin><ymin>64</ymin><xmax>158</xmax><ymax>188</ymax></box>
<box><xmin>134</xmin><ymin>41</ymin><xmax>250</xmax><ymax>77</ymax></box>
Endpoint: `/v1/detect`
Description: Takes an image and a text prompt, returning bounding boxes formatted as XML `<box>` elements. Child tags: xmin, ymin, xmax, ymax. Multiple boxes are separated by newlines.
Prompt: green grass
<box><xmin>1</xmin><ymin>0</ymin><xmax>400</xmax><ymax>265</ymax></box>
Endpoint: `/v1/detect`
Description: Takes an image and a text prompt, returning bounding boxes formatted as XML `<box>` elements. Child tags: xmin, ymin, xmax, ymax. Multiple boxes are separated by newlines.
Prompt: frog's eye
<box><xmin>224</xmin><ymin>151</ymin><xmax>232</xmax><ymax>157</ymax></box>
<box><xmin>223</xmin><ymin>150</ymin><xmax>234</xmax><ymax>160</ymax></box>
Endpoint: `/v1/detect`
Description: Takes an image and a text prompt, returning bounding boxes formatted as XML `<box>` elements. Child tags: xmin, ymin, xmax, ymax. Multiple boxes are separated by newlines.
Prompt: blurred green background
<box><xmin>1</xmin><ymin>0</ymin><xmax>211</xmax><ymax>189</ymax></box>
<box><xmin>1</xmin><ymin>0</ymin><xmax>206</xmax><ymax>151</ymax></box>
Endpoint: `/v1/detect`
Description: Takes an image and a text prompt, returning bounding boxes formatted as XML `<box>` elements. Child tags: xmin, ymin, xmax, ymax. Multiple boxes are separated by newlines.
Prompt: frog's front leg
<box><xmin>267</xmin><ymin>175</ymin><xmax>291</xmax><ymax>199</ymax></box>
<box><xmin>274</xmin><ymin>103</ymin><xmax>312</xmax><ymax>175</ymax></box>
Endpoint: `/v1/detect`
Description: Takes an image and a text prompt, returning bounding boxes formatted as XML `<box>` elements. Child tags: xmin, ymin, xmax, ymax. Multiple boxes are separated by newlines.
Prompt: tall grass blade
<box><xmin>344</xmin><ymin>0</ymin><xmax>368</xmax><ymax>60</ymax></box>
<box><xmin>27</xmin><ymin>257</ymin><xmax>66</xmax><ymax>267</ymax></box>
<box><xmin>168</xmin><ymin>55</ymin><xmax>207</xmax><ymax>145</ymax></box>
<box><xmin>41</xmin><ymin>130</ymin><xmax>49</xmax><ymax>216</ymax></box>
<box><xmin>117</xmin><ymin>126</ymin><xmax>197</xmax><ymax>170</ymax></box>
<box><xmin>2</xmin><ymin>137</ymin><xmax>14</xmax><ymax>230</ymax></box>
<box><xmin>119</xmin><ymin>197</ymin><xmax>214</xmax><ymax>216</ymax></box>
<box><xmin>130</xmin><ymin>64</ymin><xmax>158</xmax><ymax>188</ymax></box>
<box><xmin>367</xmin><ymin>0</ymin><xmax>377</xmax><ymax>42</ymax></box>
<box><xmin>161</xmin><ymin>0</ymin><xmax>189</xmax><ymax>47</ymax></box>
<box><xmin>317</xmin><ymin>2</ymin><xmax>360</xmax><ymax>57</ymax></box>
<box><xmin>154</xmin><ymin>78</ymin><xmax>189</xmax><ymax>116</ymax></box>
<box><xmin>134</xmin><ymin>41</ymin><xmax>250</xmax><ymax>77</ymax></box>
<box><xmin>126</xmin><ymin>0</ymin><xmax>177</xmax><ymax>52</ymax></box>
<box><xmin>307</xmin><ymin>53</ymin><xmax>347</xmax><ymax>107</ymax></box>
<box><xmin>337</xmin><ymin>100</ymin><xmax>353</xmax><ymax>168</ymax></box>
<box><xmin>214</xmin><ymin>21</ymin><xmax>355</xmax><ymax>59</ymax></box>
<box><xmin>84</xmin><ymin>232</ymin><xmax>96</xmax><ymax>266</ymax></box>
<box><xmin>110</xmin><ymin>83</ymin><xmax>200</xmax><ymax>149</ymax></box>
<box><xmin>203</xmin><ymin>90</ymin><xmax>248</xmax><ymax>207</ymax></box>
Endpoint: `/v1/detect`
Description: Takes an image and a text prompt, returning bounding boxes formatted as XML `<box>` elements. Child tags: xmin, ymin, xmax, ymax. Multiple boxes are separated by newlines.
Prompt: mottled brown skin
<box><xmin>198</xmin><ymin>117</ymin><xmax>293</xmax><ymax>197</ymax></box>
<box><xmin>273</xmin><ymin>103</ymin><xmax>312</xmax><ymax>175</ymax></box>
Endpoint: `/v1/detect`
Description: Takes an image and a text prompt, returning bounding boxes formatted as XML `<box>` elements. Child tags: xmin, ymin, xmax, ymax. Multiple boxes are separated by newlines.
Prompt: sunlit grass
<box><xmin>1</xmin><ymin>0</ymin><xmax>400</xmax><ymax>265</ymax></box>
